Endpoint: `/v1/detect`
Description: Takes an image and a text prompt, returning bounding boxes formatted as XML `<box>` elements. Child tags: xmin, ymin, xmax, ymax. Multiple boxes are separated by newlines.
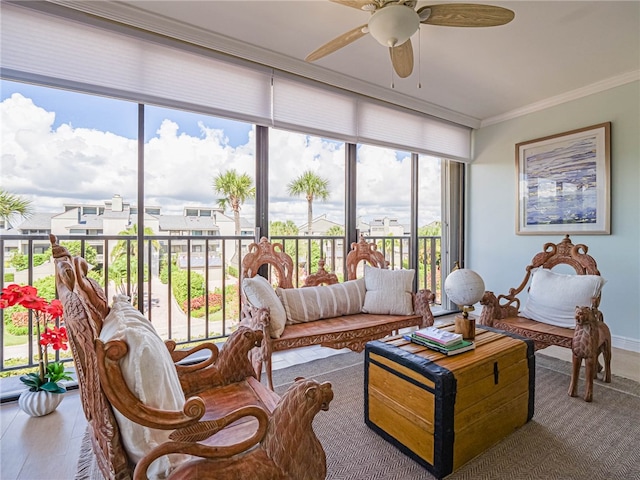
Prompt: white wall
<box><xmin>469</xmin><ymin>81</ymin><xmax>640</xmax><ymax>351</ymax></box>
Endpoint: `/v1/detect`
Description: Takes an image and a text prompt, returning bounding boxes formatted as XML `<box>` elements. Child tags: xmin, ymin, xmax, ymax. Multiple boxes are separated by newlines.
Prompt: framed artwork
<box><xmin>516</xmin><ymin>122</ymin><xmax>611</xmax><ymax>235</ymax></box>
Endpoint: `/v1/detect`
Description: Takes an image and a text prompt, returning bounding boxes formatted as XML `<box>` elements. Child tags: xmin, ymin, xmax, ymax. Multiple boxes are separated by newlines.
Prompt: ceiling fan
<box><xmin>306</xmin><ymin>1</ymin><xmax>515</xmax><ymax>78</ymax></box>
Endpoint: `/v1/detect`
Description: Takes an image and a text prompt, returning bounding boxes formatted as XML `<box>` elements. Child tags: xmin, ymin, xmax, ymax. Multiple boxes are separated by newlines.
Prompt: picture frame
<box><xmin>515</xmin><ymin>122</ymin><xmax>611</xmax><ymax>235</ymax></box>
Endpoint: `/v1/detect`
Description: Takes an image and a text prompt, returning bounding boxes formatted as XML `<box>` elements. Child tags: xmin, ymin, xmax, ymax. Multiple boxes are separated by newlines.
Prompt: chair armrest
<box><xmin>133</xmin><ymin>405</ymin><xmax>270</xmax><ymax>480</ymax></box>
<box><xmin>96</xmin><ymin>339</ymin><xmax>206</xmax><ymax>429</ymax></box>
<box><xmin>166</xmin><ymin>328</ymin><xmax>264</xmax><ymax>396</ymax></box>
<box><xmin>413</xmin><ymin>289</ymin><xmax>436</xmax><ymax>327</ymax></box>
<box><xmin>478</xmin><ymin>291</ymin><xmax>520</xmax><ymax>327</ymax></box>
<box><xmin>166</xmin><ymin>340</ymin><xmax>219</xmax><ymax>375</ymax></box>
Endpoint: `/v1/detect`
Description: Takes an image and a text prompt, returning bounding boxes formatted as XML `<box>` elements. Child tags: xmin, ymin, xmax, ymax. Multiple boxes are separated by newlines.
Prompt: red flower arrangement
<box><xmin>1</xmin><ymin>284</ymin><xmax>72</xmax><ymax>393</ymax></box>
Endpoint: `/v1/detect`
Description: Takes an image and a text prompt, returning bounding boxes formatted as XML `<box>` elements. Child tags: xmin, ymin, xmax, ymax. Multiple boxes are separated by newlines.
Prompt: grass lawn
<box><xmin>4</xmin><ymin>332</ymin><xmax>28</xmax><ymax>347</ymax></box>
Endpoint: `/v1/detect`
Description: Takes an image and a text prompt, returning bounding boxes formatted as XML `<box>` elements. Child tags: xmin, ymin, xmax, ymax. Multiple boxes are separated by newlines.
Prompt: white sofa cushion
<box><xmin>362</xmin><ymin>265</ymin><xmax>415</xmax><ymax>315</ymax></box>
<box><xmin>99</xmin><ymin>295</ymin><xmax>186</xmax><ymax>479</ymax></box>
<box><xmin>242</xmin><ymin>275</ymin><xmax>287</xmax><ymax>338</ymax></box>
<box><xmin>520</xmin><ymin>268</ymin><xmax>606</xmax><ymax>328</ymax></box>
<box><xmin>276</xmin><ymin>278</ymin><xmax>366</xmax><ymax>324</ymax></box>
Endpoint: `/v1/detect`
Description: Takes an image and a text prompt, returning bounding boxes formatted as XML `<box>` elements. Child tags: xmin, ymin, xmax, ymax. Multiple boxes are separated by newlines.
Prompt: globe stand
<box><xmin>444</xmin><ymin>266</ymin><xmax>484</xmax><ymax>342</ymax></box>
<box><xmin>454</xmin><ymin>305</ymin><xmax>476</xmax><ymax>340</ymax></box>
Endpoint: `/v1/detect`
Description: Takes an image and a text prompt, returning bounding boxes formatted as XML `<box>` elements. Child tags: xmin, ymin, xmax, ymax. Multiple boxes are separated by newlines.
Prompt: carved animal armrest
<box><xmin>241</xmin><ymin>304</ymin><xmax>274</xmax><ymax>386</ymax></box>
<box><xmin>137</xmin><ymin>378</ymin><xmax>334</xmax><ymax>480</ymax></box>
<box><xmin>134</xmin><ymin>405</ymin><xmax>270</xmax><ymax>480</ymax></box>
<box><xmin>166</xmin><ymin>340</ymin><xmax>220</xmax><ymax>373</ymax></box>
<box><xmin>478</xmin><ymin>291</ymin><xmax>520</xmax><ymax>327</ymax></box>
<box><xmin>413</xmin><ymin>289</ymin><xmax>436</xmax><ymax>327</ymax></box>
<box><xmin>166</xmin><ymin>327</ymin><xmax>264</xmax><ymax>396</ymax></box>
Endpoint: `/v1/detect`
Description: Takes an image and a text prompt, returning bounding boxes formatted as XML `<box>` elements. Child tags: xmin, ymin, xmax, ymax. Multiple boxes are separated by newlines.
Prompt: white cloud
<box><xmin>1</xmin><ymin>92</ymin><xmax>441</xmax><ymax>227</ymax></box>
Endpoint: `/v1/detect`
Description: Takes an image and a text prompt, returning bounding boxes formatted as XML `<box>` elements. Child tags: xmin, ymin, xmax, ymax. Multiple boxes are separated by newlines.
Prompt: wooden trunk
<box><xmin>364</xmin><ymin>326</ymin><xmax>535</xmax><ymax>479</ymax></box>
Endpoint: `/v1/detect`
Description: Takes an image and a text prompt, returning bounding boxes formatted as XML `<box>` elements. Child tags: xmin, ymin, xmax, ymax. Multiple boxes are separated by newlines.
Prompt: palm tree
<box><xmin>110</xmin><ymin>224</ymin><xmax>159</xmax><ymax>262</ymax></box>
<box><xmin>110</xmin><ymin>224</ymin><xmax>159</xmax><ymax>301</ymax></box>
<box><xmin>0</xmin><ymin>189</ymin><xmax>32</xmax><ymax>226</ymax></box>
<box><xmin>213</xmin><ymin>170</ymin><xmax>256</xmax><ymax>236</ymax></box>
<box><xmin>287</xmin><ymin>171</ymin><xmax>330</xmax><ymax>235</ymax></box>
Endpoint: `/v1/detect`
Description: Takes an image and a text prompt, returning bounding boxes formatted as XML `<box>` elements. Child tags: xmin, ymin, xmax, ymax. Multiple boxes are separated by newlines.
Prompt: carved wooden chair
<box><xmin>50</xmin><ymin>235</ymin><xmax>332</xmax><ymax>480</ymax></box>
<box><xmin>478</xmin><ymin>235</ymin><xmax>605</xmax><ymax>350</ymax></box>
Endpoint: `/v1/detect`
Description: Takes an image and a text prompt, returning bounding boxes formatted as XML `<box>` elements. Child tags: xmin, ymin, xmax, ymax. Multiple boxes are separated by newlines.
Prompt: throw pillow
<box><xmin>362</xmin><ymin>264</ymin><xmax>415</xmax><ymax>315</ymax></box>
<box><xmin>99</xmin><ymin>295</ymin><xmax>186</xmax><ymax>479</ymax></box>
<box><xmin>520</xmin><ymin>268</ymin><xmax>606</xmax><ymax>328</ymax></box>
<box><xmin>242</xmin><ymin>275</ymin><xmax>287</xmax><ymax>338</ymax></box>
<box><xmin>276</xmin><ymin>278</ymin><xmax>366</xmax><ymax>324</ymax></box>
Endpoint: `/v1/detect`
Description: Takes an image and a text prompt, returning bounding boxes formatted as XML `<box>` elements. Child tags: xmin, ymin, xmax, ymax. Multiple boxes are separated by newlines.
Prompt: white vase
<box><xmin>18</xmin><ymin>390</ymin><xmax>64</xmax><ymax>417</ymax></box>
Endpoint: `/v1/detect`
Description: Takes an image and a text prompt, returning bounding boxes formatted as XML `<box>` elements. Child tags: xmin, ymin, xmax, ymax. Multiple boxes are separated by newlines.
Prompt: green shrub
<box><xmin>171</xmin><ymin>269</ymin><xmax>205</xmax><ymax>310</ymax></box>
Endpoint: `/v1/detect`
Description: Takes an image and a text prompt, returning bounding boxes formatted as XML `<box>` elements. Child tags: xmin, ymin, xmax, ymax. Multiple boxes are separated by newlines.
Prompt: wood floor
<box><xmin>1</xmin><ymin>342</ymin><xmax>637</xmax><ymax>480</ymax></box>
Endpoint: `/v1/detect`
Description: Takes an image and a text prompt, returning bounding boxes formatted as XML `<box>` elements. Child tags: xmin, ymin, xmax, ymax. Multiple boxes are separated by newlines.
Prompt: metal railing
<box><xmin>0</xmin><ymin>233</ymin><xmax>442</xmax><ymax>374</ymax></box>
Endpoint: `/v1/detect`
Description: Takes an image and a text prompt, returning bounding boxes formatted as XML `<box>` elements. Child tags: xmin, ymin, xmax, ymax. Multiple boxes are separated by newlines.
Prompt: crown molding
<box><xmin>480</xmin><ymin>70</ymin><xmax>640</xmax><ymax>128</ymax></box>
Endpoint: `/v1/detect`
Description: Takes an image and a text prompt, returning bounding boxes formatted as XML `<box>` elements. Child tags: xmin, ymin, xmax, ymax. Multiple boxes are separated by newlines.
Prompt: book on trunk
<box><xmin>412</xmin><ymin>326</ymin><xmax>463</xmax><ymax>347</ymax></box>
<box><xmin>406</xmin><ymin>334</ymin><xmax>476</xmax><ymax>356</ymax></box>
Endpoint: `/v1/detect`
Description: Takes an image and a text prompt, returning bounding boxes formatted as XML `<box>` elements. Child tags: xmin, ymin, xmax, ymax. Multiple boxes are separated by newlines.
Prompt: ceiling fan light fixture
<box><xmin>368</xmin><ymin>4</ymin><xmax>420</xmax><ymax>48</ymax></box>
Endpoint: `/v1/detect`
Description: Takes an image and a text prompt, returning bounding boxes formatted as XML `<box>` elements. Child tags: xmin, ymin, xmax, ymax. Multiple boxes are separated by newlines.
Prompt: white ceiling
<box><xmin>59</xmin><ymin>1</ymin><xmax>640</xmax><ymax>128</ymax></box>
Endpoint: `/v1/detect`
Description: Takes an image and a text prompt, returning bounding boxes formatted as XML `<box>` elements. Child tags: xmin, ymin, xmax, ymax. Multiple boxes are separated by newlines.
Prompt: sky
<box><xmin>0</xmin><ymin>80</ymin><xmax>441</xmax><ymax>228</ymax></box>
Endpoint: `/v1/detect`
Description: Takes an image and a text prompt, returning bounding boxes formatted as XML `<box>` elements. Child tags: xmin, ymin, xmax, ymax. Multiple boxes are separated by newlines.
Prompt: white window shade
<box><xmin>2</xmin><ymin>2</ymin><xmax>472</xmax><ymax>161</ymax></box>
<box><xmin>272</xmin><ymin>74</ymin><xmax>358</xmax><ymax>142</ymax></box>
<box><xmin>0</xmin><ymin>4</ymin><xmax>272</xmax><ymax>125</ymax></box>
<box><xmin>357</xmin><ymin>100</ymin><xmax>472</xmax><ymax>162</ymax></box>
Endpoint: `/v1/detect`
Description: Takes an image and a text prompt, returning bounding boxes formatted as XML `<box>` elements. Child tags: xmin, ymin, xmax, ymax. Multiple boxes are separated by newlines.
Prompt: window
<box><xmin>356</xmin><ymin>144</ymin><xmax>412</xmax><ymax>271</ymax></box>
<box><xmin>418</xmin><ymin>155</ymin><xmax>443</xmax><ymax>301</ymax></box>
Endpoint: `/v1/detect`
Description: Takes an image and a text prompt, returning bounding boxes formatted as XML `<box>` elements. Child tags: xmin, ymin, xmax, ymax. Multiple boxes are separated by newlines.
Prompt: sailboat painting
<box><xmin>516</xmin><ymin>123</ymin><xmax>610</xmax><ymax>235</ymax></box>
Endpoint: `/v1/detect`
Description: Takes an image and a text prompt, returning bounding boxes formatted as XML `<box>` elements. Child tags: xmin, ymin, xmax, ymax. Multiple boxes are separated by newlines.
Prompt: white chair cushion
<box><xmin>242</xmin><ymin>275</ymin><xmax>287</xmax><ymax>338</ymax></box>
<box><xmin>362</xmin><ymin>264</ymin><xmax>415</xmax><ymax>315</ymax></box>
<box><xmin>276</xmin><ymin>278</ymin><xmax>366</xmax><ymax>324</ymax></box>
<box><xmin>99</xmin><ymin>295</ymin><xmax>186</xmax><ymax>479</ymax></box>
<box><xmin>520</xmin><ymin>268</ymin><xmax>606</xmax><ymax>328</ymax></box>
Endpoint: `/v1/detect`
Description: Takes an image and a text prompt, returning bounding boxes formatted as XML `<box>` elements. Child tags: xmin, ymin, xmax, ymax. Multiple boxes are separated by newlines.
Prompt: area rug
<box><xmin>77</xmin><ymin>352</ymin><xmax>640</xmax><ymax>480</ymax></box>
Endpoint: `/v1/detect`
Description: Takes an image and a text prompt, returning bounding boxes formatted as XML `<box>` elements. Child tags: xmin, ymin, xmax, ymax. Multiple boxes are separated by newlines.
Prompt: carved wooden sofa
<box><xmin>241</xmin><ymin>236</ymin><xmax>435</xmax><ymax>389</ymax></box>
<box><xmin>50</xmin><ymin>235</ymin><xmax>333</xmax><ymax>480</ymax></box>
<box><xmin>478</xmin><ymin>235</ymin><xmax>606</xmax><ymax>350</ymax></box>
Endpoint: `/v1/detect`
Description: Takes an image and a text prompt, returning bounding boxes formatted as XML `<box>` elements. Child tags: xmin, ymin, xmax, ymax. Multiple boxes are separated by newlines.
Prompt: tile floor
<box><xmin>1</xmin><ymin>339</ymin><xmax>637</xmax><ymax>480</ymax></box>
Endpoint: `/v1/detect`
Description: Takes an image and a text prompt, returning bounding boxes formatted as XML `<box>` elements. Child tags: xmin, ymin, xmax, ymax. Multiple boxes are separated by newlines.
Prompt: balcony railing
<box><xmin>0</xmin><ymin>234</ymin><xmax>442</xmax><ymax>375</ymax></box>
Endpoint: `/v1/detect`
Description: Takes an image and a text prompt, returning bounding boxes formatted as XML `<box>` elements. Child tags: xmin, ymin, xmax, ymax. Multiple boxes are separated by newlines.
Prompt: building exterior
<box><xmin>1</xmin><ymin>195</ymin><xmax>255</xmax><ymax>266</ymax></box>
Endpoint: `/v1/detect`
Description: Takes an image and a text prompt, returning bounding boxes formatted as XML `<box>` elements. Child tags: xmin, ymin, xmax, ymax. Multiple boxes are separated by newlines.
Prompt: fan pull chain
<box><xmin>417</xmin><ymin>29</ymin><xmax>422</xmax><ymax>89</ymax></box>
<box><xmin>390</xmin><ymin>61</ymin><xmax>395</xmax><ymax>89</ymax></box>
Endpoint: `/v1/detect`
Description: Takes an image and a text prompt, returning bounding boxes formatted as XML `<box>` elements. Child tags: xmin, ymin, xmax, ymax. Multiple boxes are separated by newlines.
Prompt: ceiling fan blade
<box><xmin>329</xmin><ymin>0</ymin><xmax>377</xmax><ymax>11</ymax></box>
<box><xmin>305</xmin><ymin>24</ymin><xmax>368</xmax><ymax>62</ymax></box>
<box><xmin>418</xmin><ymin>4</ymin><xmax>515</xmax><ymax>27</ymax></box>
<box><xmin>389</xmin><ymin>39</ymin><xmax>413</xmax><ymax>78</ymax></box>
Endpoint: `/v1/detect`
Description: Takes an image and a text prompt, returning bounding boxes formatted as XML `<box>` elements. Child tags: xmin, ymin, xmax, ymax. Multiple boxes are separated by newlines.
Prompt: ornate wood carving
<box><xmin>155</xmin><ymin>378</ymin><xmax>334</xmax><ymax>480</ymax></box>
<box><xmin>569</xmin><ymin>305</ymin><xmax>612</xmax><ymax>402</ymax></box>
<box><xmin>478</xmin><ymin>235</ymin><xmax>606</xmax><ymax>355</ymax></box>
<box><xmin>51</xmin><ymin>235</ymin><xmax>132</xmax><ymax>480</ymax></box>
<box><xmin>304</xmin><ymin>258</ymin><xmax>339</xmax><ymax>287</ymax></box>
<box><xmin>241</xmin><ymin>237</ymin><xmax>294</xmax><ymax>289</ymax></box>
<box><xmin>240</xmin><ymin>236</ymin><xmax>434</xmax><ymax>390</ymax></box>
<box><xmin>51</xmin><ymin>235</ymin><xmax>330</xmax><ymax>480</ymax></box>
<box><xmin>345</xmin><ymin>235</ymin><xmax>389</xmax><ymax>280</ymax></box>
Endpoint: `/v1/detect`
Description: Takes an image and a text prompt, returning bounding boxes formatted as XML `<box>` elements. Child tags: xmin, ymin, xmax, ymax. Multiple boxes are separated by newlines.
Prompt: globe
<box><xmin>444</xmin><ymin>269</ymin><xmax>485</xmax><ymax>308</ymax></box>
